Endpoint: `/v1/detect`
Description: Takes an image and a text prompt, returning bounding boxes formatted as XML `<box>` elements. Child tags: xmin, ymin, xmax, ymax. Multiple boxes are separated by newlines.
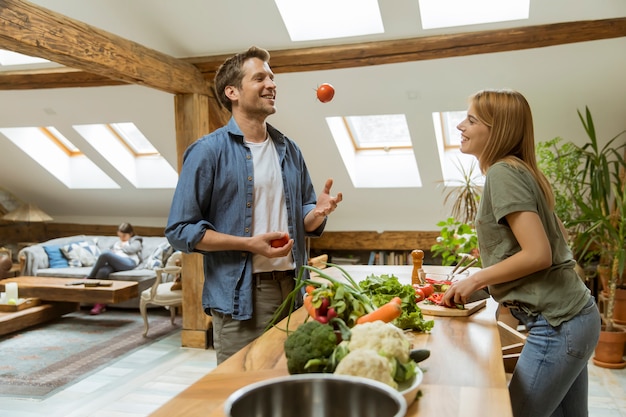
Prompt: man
<box><xmin>165</xmin><ymin>46</ymin><xmax>342</xmax><ymax>363</ymax></box>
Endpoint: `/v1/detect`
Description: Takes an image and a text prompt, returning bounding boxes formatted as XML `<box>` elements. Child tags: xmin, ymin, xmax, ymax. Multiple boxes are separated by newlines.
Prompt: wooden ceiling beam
<box><xmin>191</xmin><ymin>18</ymin><xmax>626</xmax><ymax>76</ymax></box>
<box><xmin>0</xmin><ymin>0</ymin><xmax>210</xmax><ymax>94</ymax></box>
<box><xmin>0</xmin><ymin>14</ymin><xmax>624</xmax><ymax>91</ymax></box>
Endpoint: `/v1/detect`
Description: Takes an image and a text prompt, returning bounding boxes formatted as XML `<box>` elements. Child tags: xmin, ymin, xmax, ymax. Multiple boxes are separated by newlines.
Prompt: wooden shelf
<box><xmin>308</xmin><ymin>231</ymin><xmax>440</xmax><ymax>265</ymax></box>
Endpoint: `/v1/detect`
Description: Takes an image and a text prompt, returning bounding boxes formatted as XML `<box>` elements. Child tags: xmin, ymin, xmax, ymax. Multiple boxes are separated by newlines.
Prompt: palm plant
<box><xmin>569</xmin><ymin>107</ymin><xmax>626</xmax><ymax>332</ymax></box>
<box><xmin>432</xmin><ymin>158</ymin><xmax>482</xmax><ymax>265</ymax></box>
<box><xmin>441</xmin><ymin>158</ymin><xmax>483</xmax><ymax>225</ymax></box>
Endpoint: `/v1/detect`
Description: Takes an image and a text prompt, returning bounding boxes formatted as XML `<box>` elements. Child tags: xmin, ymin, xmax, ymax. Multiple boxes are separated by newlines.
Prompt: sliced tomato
<box><xmin>425</xmin><ymin>277</ymin><xmax>452</xmax><ymax>286</ymax></box>
<box><xmin>426</xmin><ymin>293</ymin><xmax>445</xmax><ymax>305</ymax></box>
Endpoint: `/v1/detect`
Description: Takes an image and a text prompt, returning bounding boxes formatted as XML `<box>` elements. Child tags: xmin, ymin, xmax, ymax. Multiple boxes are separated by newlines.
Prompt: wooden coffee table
<box><xmin>0</xmin><ymin>276</ymin><xmax>139</xmax><ymax>337</ymax></box>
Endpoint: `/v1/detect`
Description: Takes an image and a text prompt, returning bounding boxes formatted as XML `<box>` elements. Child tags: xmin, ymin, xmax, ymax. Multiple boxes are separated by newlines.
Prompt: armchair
<box><xmin>140</xmin><ymin>265</ymin><xmax>182</xmax><ymax>337</ymax></box>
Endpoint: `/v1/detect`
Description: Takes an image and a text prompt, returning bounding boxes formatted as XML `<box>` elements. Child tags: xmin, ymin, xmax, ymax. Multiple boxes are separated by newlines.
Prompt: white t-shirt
<box><xmin>246</xmin><ymin>137</ymin><xmax>295</xmax><ymax>273</ymax></box>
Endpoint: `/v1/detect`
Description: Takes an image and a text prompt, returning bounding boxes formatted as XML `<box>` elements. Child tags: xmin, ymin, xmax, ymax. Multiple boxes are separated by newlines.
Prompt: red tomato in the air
<box><xmin>270</xmin><ymin>234</ymin><xmax>290</xmax><ymax>248</ymax></box>
<box><xmin>316</xmin><ymin>83</ymin><xmax>335</xmax><ymax>103</ymax></box>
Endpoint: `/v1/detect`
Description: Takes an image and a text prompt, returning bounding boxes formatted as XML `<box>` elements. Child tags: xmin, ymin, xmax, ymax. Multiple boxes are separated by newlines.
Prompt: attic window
<box><xmin>345</xmin><ymin>115</ymin><xmax>413</xmax><ymax>151</ymax></box>
<box><xmin>327</xmin><ymin>114</ymin><xmax>421</xmax><ymax>189</ymax></box>
<box><xmin>0</xmin><ymin>126</ymin><xmax>119</xmax><ymax>189</ymax></box>
<box><xmin>418</xmin><ymin>0</ymin><xmax>530</xmax><ymax>29</ymax></box>
<box><xmin>274</xmin><ymin>0</ymin><xmax>384</xmax><ymax>41</ymax></box>
<box><xmin>73</xmin><ymin>123</ymin><xmax>178</xmax><ymax>188</ymax></box>
<box><xmin>0</xmin><ymin>122</ymin><xmax>178</xmax><ymax>190</ymax></box>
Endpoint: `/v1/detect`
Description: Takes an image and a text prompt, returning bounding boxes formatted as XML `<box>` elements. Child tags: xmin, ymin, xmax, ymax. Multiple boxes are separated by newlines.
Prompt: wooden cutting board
<box><xmin>418</xmin><ymin>299</ymin><xmax>486</xmax><ymax>317</ymax></box>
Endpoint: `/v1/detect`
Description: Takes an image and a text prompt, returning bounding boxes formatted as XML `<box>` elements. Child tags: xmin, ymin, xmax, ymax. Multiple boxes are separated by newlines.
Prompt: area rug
<box><xmin>0</xmin><ymin>307</ymin><xmax>180</xmax><ymax>399</ymax></box>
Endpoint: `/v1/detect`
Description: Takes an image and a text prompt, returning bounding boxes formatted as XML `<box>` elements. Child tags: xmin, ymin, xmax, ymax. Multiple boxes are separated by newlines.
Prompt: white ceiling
<box><xmin>0</xmin><ymin>0</ymin><xmax>625</xmax><ymax>232</ymax></box>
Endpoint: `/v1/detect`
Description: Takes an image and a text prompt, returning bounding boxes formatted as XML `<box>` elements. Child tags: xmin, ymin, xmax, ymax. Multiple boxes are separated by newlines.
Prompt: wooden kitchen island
<box><xmin>148</xmin><ymin>265</ymin><xmax>513</xmax><ymax>417</ymax></box>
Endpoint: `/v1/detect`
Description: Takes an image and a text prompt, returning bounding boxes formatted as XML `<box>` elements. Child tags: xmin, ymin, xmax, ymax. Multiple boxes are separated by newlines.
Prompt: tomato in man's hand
<box><xmin>270</xmin><ymin>234</ymin><xmax>290</xmax><ymax>248</ymax></box>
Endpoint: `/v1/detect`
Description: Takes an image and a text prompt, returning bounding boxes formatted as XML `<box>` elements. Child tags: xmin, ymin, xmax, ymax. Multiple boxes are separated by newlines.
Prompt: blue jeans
<box><xmin>87</xmin><ymin>251</ymin><xmax>137</xmax><ymax>279</ymax></box>
<box><xmin>508</xmin><ymin>297</ymin><xmax>601</xmax><ymax>417</ymax></box>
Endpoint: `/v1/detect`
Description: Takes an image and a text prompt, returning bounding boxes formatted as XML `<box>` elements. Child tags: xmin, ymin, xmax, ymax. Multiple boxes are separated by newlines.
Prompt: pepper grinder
<box><xmin>411</xmin><ymin>249</ymin><xmax>425</xmax><ymax>285</ymax></box>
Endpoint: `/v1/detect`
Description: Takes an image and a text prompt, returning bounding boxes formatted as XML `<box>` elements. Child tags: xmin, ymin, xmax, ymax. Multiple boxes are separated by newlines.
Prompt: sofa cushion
<box><xmin>42</xmin><ymin>245</ymin><xmax>69</xmax><ymax>268</ymax></box>
<box><xmin>144</xmin><ymin>241</ymin><xmax>174</xmax><ymax>269</ymax></box>
<box><xmin>61</xmin><ymin>239</ymin><xmax>101</xmax><ymax>267</ymax></box>
<box><xmin>36</xmin><ymin>266</ymin><xmax>91</xmax><ymax>278</ymax></box>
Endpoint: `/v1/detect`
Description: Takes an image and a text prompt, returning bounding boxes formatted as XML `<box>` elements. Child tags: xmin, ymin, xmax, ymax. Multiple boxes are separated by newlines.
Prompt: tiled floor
<box><xmin>0</xmin><ymin>329</ymin><xmax>624</xmax><ymax>417</ymax></box>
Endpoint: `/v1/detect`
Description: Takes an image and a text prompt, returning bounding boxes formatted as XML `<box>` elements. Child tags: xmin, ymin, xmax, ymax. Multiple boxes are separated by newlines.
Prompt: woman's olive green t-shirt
<box><xmin>476</xmin><ymin>161</ymin><xmax>590</xmax><ymax>326</ymax></box>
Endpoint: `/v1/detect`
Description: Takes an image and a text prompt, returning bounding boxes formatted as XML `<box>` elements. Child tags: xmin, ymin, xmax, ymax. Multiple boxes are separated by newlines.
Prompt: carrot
<box><xmin>305</xmin><ymin>285</ymin><xmax>315</xmax><ymax>295</ymax></box>
<box><xmin>356</xmin><ymin>297</ymin><xmax>402</xmax><ymax>325</ymax></box>
<box><xmin>303</xmin><ymin>294</ymin><xmax>317</xmax><ymax>320</ymax></box>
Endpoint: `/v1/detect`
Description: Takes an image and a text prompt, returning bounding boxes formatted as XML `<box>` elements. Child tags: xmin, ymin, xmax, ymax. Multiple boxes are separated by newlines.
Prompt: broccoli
<box><xmin>283</xmin><ymin>320</ymin><xmax>338</xmax><ymax>374</ymax></box>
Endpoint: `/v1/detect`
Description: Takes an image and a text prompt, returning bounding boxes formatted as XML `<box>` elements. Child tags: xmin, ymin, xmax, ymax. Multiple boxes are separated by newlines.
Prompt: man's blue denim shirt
<box><xmin>165</xmin><ymin>117</ymin><xmax>325</xmax><ymax>320</ymax></box>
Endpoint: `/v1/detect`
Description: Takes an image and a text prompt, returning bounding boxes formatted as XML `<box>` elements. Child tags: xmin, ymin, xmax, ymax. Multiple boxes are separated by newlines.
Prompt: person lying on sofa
<box><xmin>86</xmin><ymin>222</ymin><xmax>143</xmax><ymax>315</ymax></box>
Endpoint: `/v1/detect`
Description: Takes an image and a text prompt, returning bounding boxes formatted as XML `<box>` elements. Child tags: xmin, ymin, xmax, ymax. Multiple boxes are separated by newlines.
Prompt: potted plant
<box><xmin>430</xmin><ymin>217</ymin><xmax>480</xmax><ymax>267</ymax></box>
<box><xmin>565</xmin><ymin>107</ymin><xmax>626</xmax><ymax>368</ymax></box>
<box><xmin>535</xmin><ymin>137</ymin><xmax>583</xmax><ymax>241</ymax></box>
<box><xmin>431</xmin><ymin>158</ymin><xmax>482</xmax><ymax>266</ymax></box>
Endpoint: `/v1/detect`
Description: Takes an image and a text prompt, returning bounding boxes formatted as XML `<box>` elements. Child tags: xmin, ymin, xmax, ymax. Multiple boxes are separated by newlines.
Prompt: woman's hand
<box><xmin>442</xmin><ymin>274</ymin><xmax>482</xmax><ymax>307</ymax></box>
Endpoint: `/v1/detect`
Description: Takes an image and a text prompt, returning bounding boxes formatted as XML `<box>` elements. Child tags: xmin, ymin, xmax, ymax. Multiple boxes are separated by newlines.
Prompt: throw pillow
<box><xmin>146</xmin><ymin>241</ymin><xmax>173</xmax><ymax>270</ymax></box>
<box><xmin>43</xmin><ymin>245</ymin><xmax>69</xmax><ymax>268</ymax></box>
<box><xmin>61</xmin><ymin>240</ymin><xmax>101</xmax><ymax>267</ymax></box>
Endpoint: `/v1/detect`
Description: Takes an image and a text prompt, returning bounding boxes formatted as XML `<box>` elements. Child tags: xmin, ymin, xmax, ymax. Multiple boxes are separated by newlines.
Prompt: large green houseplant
<box><xmin>569</xmin><ymin>107</ymin><xmax>626</xmax><ymax>334</ymax></box>
<box><xmin>537</xmin><ymin>107</ymin><xmax>626</xmax><ymax>368</ymax></box>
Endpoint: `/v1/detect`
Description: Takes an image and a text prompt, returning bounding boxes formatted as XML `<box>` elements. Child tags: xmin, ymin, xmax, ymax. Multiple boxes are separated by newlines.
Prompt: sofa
<box><xmin>18</xmin><ymin>235</ymin><xmax>178</xmax><ymax>308</ymax></box>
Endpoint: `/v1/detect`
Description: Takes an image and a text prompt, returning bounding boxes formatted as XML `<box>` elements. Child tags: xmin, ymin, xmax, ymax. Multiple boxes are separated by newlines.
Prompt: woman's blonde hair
<box><xmin>470</xmin><ymin>89</ymin><xmax>554</xmax><ymax>209</ymax></box>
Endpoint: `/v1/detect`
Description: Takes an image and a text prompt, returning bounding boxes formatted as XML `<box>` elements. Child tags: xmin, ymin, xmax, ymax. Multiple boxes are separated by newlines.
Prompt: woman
<box><xmin>87</xmin><ymin>222</ymin><xmax>143</xmax><ymax>315</ymax></box>
<box><xmin>442</xmin><ymin>89</ymin><xmax>600</xmax><ymax>417</ymax></box>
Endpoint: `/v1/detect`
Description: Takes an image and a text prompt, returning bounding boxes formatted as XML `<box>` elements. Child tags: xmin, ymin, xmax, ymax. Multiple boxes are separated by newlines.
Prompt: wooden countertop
<box><xmin>148</xmin><ymin>265</ymin><xmax>513</xmax><ymax>417</ymax></box>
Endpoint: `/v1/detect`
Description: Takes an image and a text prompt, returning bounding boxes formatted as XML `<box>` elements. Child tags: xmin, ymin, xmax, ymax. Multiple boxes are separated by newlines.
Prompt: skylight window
<box><xmin>74</xmin><ymin>123</ymin><xmax>177</xmax><ymax>189</ymax></box>
<box><xmin>0</xmin><ymin>50</ymin><xmax>49</xmax><ymax>66</ymax></box>
<box><xmin>109</xmin><ymin>122</ymin><xmax>158</xmax><ymax>155</ymax></box>
<box><xmin>327</xmin><ymin>114</ymin><xmax>421</xmax><ymax>189</ymax></box>
<box><xmin>0</xmin><ymin>122</ymin><xmax>177</xmax><ymax>190</ymax></box>
<box><xmin>418</xmin><ymin>0</ymin><xmax>530</xmax><ymax>29</ymax></box>
<box><xmin>0</xmin><ymin>126</ymin><xmax>119</xmax><ymax>189</ymax></box>
<box><xmin>274</xmin><ymin>0</ymin><xmax>384</xmax><ymax>41</ymax></box>
<box><xmin>346</xmin><ymin>114</ymin><xmax>413</xmax><ymax>151</ymax></box>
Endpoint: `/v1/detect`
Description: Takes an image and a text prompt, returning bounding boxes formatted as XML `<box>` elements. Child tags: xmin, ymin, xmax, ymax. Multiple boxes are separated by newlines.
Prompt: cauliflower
<box><xmin>332</xmin><ymin>320</ymin><xmax>418</xmax><ymax>387</ymax></box>
<box><xmin>284</xmin><ymin>320</ymin><xmax>338</xmax><ymax>374</ymax></box>
<box><xmin>347</xmin><ymin>320</ymin><xmax>411</xmax><ymax>363</ymax></box>
<box><xmin>334</xmin><ymin>349</ymin><xmax>398</xmax><ymax>389</ymax></box>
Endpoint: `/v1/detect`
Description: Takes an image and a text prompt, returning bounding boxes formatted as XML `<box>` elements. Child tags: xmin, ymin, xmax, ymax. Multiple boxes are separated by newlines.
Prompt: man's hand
<box><xmin>304</xmin><ymin>179</ymin><xmax>343</xmax><ymax>232</ymax></box>
<box><xmin>312</xmin><ymin>178</ymin><xmax>343</xmax><ymax>217</ymax></box>
<box><xmin>249</xmin><ymin>232</ymin><xmax>293</xmax><ymax>258</ymax></box>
